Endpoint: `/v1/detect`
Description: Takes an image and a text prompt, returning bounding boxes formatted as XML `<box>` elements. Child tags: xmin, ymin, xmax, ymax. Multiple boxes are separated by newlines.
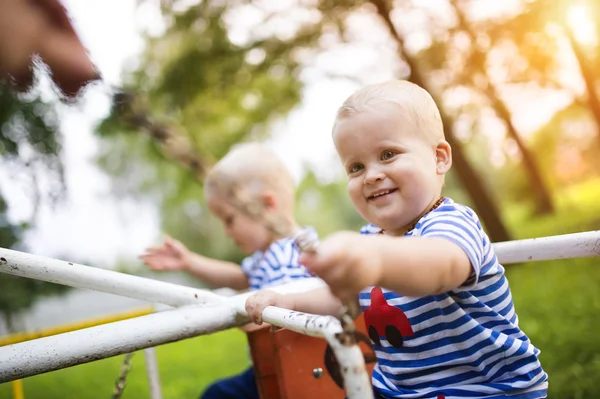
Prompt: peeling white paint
<box><xmin>494</xmin><ymin>230</ymin><xmax>600</xmax><ymax>264</ymax></box>
<box><xmin>0</xmin><ymin>304</ymin><xmax>239</xmax><ymax>383</ymax></box>
<box><xmin>0</xmin><ymin>247</ymin><xmax>226</xmax><ymax>307</ymax></box>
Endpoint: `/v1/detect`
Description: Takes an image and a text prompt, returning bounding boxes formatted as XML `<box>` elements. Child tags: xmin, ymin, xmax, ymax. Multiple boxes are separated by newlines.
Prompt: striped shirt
<box><xmin>359</xmin><ymin>198</ymin><xmax>548</xmax><ymax>398</ymax></box>
<box><xmin>241</xmin><ymin>236</ymin><xmax>313</xmax><ymax>291</ymax></box>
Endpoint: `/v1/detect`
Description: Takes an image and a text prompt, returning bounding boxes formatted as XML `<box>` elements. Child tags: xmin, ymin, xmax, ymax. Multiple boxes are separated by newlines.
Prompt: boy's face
<box><xmin>207</xmin><ymin>195</ymin><xmax>273</xmax><ymax>254</ymax></box>
<box><xmin>333</xmin><ymin>103</ymin><xmax>449</xmax><ymax>236</ymax></box>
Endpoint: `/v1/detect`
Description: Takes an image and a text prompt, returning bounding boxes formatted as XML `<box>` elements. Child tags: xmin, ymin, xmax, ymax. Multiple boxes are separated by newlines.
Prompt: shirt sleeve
<box><xmin>241</xmin><ymin>254</ymin><xmax>263</xmax><ymax>291</ymax></box>
<box><xmin>360</xmin><ymin>224</ymin><xmax>382</xmax><ymax>235</ymax></box>
<box><xmin>419</xmin><ymin>207</ymin><xmax>485</xmax><ymax>288</ymax></box>
<box><xmin>256</xmin><ymin>239</ymin><xmax>314</xmax><ymax>290</ymax></box>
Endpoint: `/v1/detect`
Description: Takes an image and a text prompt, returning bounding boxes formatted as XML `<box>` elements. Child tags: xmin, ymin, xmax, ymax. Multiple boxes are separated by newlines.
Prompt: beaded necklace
<box><xmin>379</xmin><ymin>196</ymin><xmax>446</xmax><ymax>235</ymax></box>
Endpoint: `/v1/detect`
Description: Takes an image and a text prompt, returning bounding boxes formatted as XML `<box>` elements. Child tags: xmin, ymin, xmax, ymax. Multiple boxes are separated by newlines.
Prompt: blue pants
<box><xmin>202</xmin><ymin>366</ymin><xmax>382</xmax><ymax>399</ymax></box>
<box><xmin>346</xmin><ymin>387</ymin><xmax>384</xmax><ymax>399</ymax></box>
<box><xmin>200</xmin><ymin>367</ymin><xmax>259</xmax><ymax>399</ymax></box>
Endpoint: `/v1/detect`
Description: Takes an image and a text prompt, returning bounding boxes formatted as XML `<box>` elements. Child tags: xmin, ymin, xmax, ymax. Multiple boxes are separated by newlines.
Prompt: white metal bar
<box><xmin>0</xmin><ymin>288</ymin><xmax>370</xmax><ymax>398</ymax></box>
<box><xmin>143</xmin><ymin>347</ymin><xmax>163</xmax><ymax>399</ymax></box>
<box><xmin>0</xmin><ymin>247</ymin><xmax>327</xmax><ymax>308</ymax></box>
<box><xmin>0</xmin><ymin>304</ymin><xmax>240</xmax><ymax>382</ymax></box>
<box><xmin>0</xmin><ymin>279</ymin><xmax>325</xmax><ymax>381</ymax></box>
<box><xmin>493</xmin><ymin>230</ymin><xmax>600</xmax><ymax>264</ymax></box>
<box><xmin>0</xmin><ymin>247</ymin><xmax>225</xmax><ymax>307</ymax></box>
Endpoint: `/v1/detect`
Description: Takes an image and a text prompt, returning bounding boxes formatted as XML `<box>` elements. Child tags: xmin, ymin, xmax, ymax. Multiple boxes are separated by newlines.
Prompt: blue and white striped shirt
<box><xmin>241</xmin><ymin>236</ymin><xmax>313</xmax><ymax>291</ymax></box>
<box><xmin>359</xmin><ymin>198</ymin><xmax>548</xmax><ymax>398</ymax></box>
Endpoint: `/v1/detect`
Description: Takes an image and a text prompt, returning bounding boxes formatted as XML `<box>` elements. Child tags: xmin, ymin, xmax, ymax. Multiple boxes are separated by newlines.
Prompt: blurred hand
<box><xmin>139</xmin><ymin>236</ymin><xmax>192</xmax><ymax>271</ymax></box>
<box><xmin>299</xmin><ymin>231</ymin><xmax>382</xmax><ymax>303</ymax></box>
<box><xmin>245</xmin><ymin>290</ymin><xmax>293</xmax><ymax>325</ymax></box>
<box><xmin>0</xmin><ymin>0</ymin><xmax>100</xmax><ymax>95</ymax></box>
<box><xmin>239</xmin><ymin>322</ymin><xmax>269</xmax><ymax>333</ymax></box>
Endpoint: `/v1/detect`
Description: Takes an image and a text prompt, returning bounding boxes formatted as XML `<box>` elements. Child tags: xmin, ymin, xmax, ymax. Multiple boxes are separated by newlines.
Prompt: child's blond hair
<box><xmin>204</xmin><ymin>143</ymin><xmax>296</xmax><ymax>215</ymax></box>
<box><xmin>335</xmin><ymin>80</ymin><xmax>444</xmax><ymax>144</ymax></box>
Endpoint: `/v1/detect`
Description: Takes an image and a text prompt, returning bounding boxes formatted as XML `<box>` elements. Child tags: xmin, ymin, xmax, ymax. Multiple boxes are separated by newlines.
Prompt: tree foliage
<box><xmin>0</xmin><ymin>84</ymin><xmax>70</xmax><ymax>330</ymax></box>
<box><xmin>96</xmin><ymin>0</ymin><xmax>331</xmax><ymax>261</ymax></box>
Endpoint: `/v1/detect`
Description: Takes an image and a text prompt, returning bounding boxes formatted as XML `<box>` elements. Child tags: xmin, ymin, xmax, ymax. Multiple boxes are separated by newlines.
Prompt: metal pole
<box><xmin>143</xmin><ymin>348</ymin><xmax>163</xmax><ymax>399</ymax></box>
<box><xmin>0</xmin><ymin>294</ymin><xmax>371</xmax><ymax>398</ymax></box>
<box><xmin>0</xmin><ymin>247</ymin><xmax>325</xmax><ymax>307</ymax></box>
<box><xmin>0</xmin><ymin>279</ymin><xmax>325</xmax><ymax>382</ymax></box>
<box><xmin>11</xmin><ymin>380</ymin><xmax>24</xmax><ymax>399</ymax></box>
<box><xmin>493</xmin><ymin>230</ymin><xmax>600</xmax><ymax>264</ymax></box>
<box><xmin>0</xmin><ymin>304</ymin><xmax>240</xmax><ymax>382</ymax></box>
<box><xmin>0</xmin><ymin>247</ymin><xmax>226</xmax><ymax>307</ymax></box>
<box><xmin>0</xmin><ymin>307</ymin><xmax>154</xmax><ymax>346</ymax></box>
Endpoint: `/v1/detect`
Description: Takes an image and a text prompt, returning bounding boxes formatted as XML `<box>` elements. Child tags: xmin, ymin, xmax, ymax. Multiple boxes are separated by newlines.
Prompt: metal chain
<box><xmin>111</xmin><ymin>352</ymin><xmax>135</xmax><ymax>399</ymax></box>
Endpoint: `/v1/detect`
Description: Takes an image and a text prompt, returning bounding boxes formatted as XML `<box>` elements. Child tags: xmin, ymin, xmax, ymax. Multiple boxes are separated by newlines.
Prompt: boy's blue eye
<box><xmin>381</xmin><ymin>150</ymin><xmax>396</xmax><ymax>160</ymax></box>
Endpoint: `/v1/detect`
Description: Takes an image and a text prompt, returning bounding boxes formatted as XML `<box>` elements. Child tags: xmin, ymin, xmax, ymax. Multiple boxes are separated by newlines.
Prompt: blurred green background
<box><xmin>1</xmin><ymin>0</ymin><xmax>600</xmax><ymax>398</ymax></box>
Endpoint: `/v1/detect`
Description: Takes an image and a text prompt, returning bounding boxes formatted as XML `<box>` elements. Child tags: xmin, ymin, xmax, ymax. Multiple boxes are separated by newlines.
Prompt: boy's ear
<box><xmin>261</xmin><ymin>191</ymin><xmax>278</xmax><ymax>211</ymax></box>
<box><xmin>435</xmin><ymin>140</ymin><xmax>452</xmax><ymax>175</ymax></box>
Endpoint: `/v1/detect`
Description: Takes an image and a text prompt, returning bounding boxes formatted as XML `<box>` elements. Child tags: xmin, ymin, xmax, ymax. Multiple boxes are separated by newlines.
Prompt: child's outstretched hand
<box><xmin>245</xmin><ymin>290</ymin><xmax>295</xmax><ymax>325</ymax></box>
<box><xmin>139</xmin><ymin>235</ymin><xmax>191</xmax><ymax>271</ymax></box>
<box><xmin>299</xmin><ymin>232</ymin><xmax>382</xmax><ymax>303</ymax></box>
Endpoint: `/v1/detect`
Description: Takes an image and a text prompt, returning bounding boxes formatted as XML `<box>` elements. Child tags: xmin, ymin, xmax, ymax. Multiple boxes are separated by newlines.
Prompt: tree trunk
<box><xmin>370</xmin><ymin>0</ymin><xmax>511</xmax><ymax>242</ymax></box>
<box><xmin>483</xmin><ymin>85</ymin><xmax>554</xmax><ymax>214</ymax></box>
<box><xmin>451</xmin><ymin>0</ymin><xmax>554</xmax><ymax>215</ymax></box>
<box><xmin>566</xmin><ymin>29</ymin><xmax>600</xmax><ymax>144</ymax></box>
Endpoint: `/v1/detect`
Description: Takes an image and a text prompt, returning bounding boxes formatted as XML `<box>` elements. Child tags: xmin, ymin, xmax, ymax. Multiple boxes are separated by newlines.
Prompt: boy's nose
<box><xmin>364</xmin><ymin>168</ymin><xmax>385</xmax><ymax>185</ymax></box>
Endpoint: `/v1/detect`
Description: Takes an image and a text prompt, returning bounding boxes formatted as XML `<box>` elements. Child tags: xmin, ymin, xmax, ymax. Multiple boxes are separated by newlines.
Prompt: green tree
<box><xmin>448</xmin><ymin>0</ymin><xmax>554</xmax><ymax>215</ymax></box>
<box><xmin>97</xmin><ymin>0</ymin><xmax>511</xmax><ymax>245</ymax></box>
<box><xmin>483</xmin><ymin>0</ymin><xmax>600</xmax><ymax>144</ymax></box>
<box><xmin>96</xmin><ymin>1</ymin><xmax>326</xmax><ymax>262</ymax></box>
<box><xmin>0</xmin><ymin>84</ymin><xmax>70</xmax><ymax>330</ymax></box>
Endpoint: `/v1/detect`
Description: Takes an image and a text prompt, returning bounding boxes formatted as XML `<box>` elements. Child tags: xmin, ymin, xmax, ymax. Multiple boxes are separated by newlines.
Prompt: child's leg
<box><xmin>199</xmin><ymin>367</ymin><xmax>259</xmax><ymax>399</ymax></box>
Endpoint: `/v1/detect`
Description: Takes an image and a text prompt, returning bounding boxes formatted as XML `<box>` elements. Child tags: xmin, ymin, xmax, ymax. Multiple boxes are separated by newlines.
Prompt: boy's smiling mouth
<box><xmin>367</xmin><ymin>188</ymin><xmax>398</xmax><ymax>201</ymax></box>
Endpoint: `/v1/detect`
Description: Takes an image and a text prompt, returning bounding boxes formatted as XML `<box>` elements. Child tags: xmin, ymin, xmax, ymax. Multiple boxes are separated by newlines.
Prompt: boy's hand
<box><xmin>245</xmin><ymin>290</ymin><xmax>294</xmax><ymax>325</ymax></box>
<box><xmin>239</xmin><ymin>322</ymin><xmax>270</xmax><ymax>333</ymax></box>
<box><xmin>139</xmin><ymin>236</ymin><xmax>191</xmax><ymax>271</ymax></box>
<box><xmin>299</xmin><ymin>232</ymin><xmax>382</xmax><ymax>303</ymax></box>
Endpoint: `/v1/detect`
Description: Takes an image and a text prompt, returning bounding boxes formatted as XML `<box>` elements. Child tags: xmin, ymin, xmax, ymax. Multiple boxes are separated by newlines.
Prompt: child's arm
<box><xmin>184</xmin><ymin>252</ymin><xmax>250</xmax><ymax>290</ymax></box>
<box><xmin>140</xmin><ymin>235</ymin><xmax>249</xmax><ymax>290</ymax></box>
<box><xmin>245</xmin><ymin>287</ymin><xmax>344</xmax><ymax>325</ymax></box>
<box><xmin>300</xmin><ymin>232</ymin><xmax>472</xmax><ymax>301</ymax></box>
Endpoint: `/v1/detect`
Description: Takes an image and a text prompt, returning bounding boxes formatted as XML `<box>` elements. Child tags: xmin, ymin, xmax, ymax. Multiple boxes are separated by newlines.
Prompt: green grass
<box><xmin>503</xmin><ymin>178</ymin><xmax>600</xmax><ymax>398</ymax></box>
<box><xmin>0</xmin><ymin>329</ymin><xmax>249</xmax><ymax>399</ymax></box>
<box><xmin>2</xmin><ymin>179</ymin><xmax>600</xmax><ymax>399</ymax></box>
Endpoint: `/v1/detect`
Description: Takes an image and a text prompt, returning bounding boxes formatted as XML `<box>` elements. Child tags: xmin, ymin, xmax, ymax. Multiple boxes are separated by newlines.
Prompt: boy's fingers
<box><xmin>298</xmin><ymin>252</ymin><xmax>315</xmax><ymax>266</ymax></box>
<box><xmin>300</xmin><ymin>251</ymin><xmax>332</xmax><ymax>273</ymax></box>
<box><xmin>245</xmin><ymin>301</ymin><xmax>263</xmax><ymax>325</ymax></box>
<box><xmin>143</xmin><ymin>247</ymin><xmax>160</xmax><ymax>255</ymax></box>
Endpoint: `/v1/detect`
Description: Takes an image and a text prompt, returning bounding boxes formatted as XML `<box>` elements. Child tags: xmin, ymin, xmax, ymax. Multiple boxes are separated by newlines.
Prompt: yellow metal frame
<box><xmin>0</xmin><ymin>306</ymin><xmax>155</xmax><ymax>399</ymax></box>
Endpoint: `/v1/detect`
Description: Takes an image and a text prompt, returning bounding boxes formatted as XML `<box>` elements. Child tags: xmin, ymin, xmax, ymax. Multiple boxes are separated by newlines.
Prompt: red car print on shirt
<box><xmin>364</xmin><ymin>288</ymin><xmax>446</xmax><ymax>399</ymax></box>
<box><xmin>363</xmin><ymin>287</ymin><xmax>414</xmax><ymax>348</ymax></box>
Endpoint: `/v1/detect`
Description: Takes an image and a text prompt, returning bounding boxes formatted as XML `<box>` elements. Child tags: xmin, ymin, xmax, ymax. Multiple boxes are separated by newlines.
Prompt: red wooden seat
<box><xmin>247</xmin><ymin>315</ymin><xmax>375</xmax><ymax>399</ymax></box>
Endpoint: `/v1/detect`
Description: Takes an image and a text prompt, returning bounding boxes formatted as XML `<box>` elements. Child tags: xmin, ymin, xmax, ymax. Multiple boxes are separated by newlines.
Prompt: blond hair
<box><xmin>335</xmin><ymin>80</ymin><xmax>444</xmax><ymax>143</ymax></box>
<box><xmin>204</xmin><ymin>143</ymin><xmax>296</xmax><ymax>214</ymax></box>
